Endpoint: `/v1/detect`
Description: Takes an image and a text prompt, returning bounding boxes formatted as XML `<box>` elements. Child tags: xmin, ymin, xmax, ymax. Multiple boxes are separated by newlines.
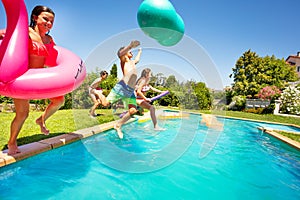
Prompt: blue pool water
<box><xmin>0</xmin><ymin>115</ymin><xmax>300</xmax><ymax>199</ymax></box>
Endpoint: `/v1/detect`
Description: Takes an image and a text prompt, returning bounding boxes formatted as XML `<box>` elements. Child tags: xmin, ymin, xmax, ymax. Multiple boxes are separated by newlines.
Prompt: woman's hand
<box><xmin>145</xmin><ymin>98</ymin><xmax>152</xmax><ymax>102</ymax></box>
<box><xmin>0</xmin><ymin>29</ymin><xmax>5</xmax><ymax>39</ymax></box>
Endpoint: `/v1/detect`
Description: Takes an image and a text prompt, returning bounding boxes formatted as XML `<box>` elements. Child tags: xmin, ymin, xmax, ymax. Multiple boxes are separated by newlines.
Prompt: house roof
<box><xmin>286</xmin><ymin>55</ymin><xmax>300</xmax><ymax>62</ymax></box>
<box><xmin>286</xmin><ymin>52</ymin><xmax>300</xmax><ymax>61</ymax></box>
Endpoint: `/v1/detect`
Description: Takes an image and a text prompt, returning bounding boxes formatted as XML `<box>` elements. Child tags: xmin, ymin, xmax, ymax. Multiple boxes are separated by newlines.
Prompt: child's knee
<box><xmin>51</xmin><ymin>96</ymin><xmax>65</xmax><ymax>107</ymax></box>
<box><xmin>17</xmin><ymin>110</ymin><xmax>29</xmax><ymax>121</ymax></box>
<box><xmin>149</xmin><ymin>105</ymin><xmax>155</xmax><ymax>112</ymax></box>
<box><xmin>57</xmin><ymin>97</ymin><xmax>65</xmax><ymax>106</ymax></box>
<box><xmin>129</xmin><ymin>107</ymin><xmax>137</xmax><ymax>115</ymax></box>
<box><xmin>102</xmin><ymin>100</ymin><xmax>109</xmax><ymax>107</ymax></box>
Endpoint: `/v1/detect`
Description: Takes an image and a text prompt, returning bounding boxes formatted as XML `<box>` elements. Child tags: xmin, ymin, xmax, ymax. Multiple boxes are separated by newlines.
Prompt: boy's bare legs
<box><xmin>114</xmin><ymin>107</ymin><xmax>137</xmax><ymax>139</ymax></box>
<box><xmin>36</xmin><ymin>96</ymin><xmax>65</xmax><ymax>135</ymax></box>
<box><xmin>8</xmin><ymin>99</ymin><xmax>30</xmax><ymax>155</ymax></box>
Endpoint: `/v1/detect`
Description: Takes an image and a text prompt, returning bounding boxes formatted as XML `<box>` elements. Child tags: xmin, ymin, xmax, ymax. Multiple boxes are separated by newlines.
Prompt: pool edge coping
<box><xmin>257</xmin><ymin>127</ymin><xmax>300</xmax><ymax>150</ymax></box>
<box><xmin>0</xmin><ymin>118</ymin><xmax>137</xmax><ymax>168</ymax></box>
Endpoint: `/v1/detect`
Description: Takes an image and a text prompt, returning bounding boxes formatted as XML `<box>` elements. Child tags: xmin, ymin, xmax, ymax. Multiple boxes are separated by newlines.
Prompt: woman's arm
<box><xmin>0</xmin><ymin>29</ymin><xmax>6</xmax><ymax>39</ymax></box>
<box><xmin>149</xmin><ymin>85</ymin><xmax>164</xmax><ymax>93</ymax></box>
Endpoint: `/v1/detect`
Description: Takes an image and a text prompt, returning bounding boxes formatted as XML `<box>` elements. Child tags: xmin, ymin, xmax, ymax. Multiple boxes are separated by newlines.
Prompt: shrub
<box><xmin>258</xmin><ymin>85</ymin><xmax>281</xmax><ymax>100</ymax></box>
<box><xmin>228</xmin><ymin>95</ymin><xmax>246</xmax><ymax>111</ymax></box>
<box><xmin>280</xmin><ymin>86</ymin><xmax>300</xmax><ymax>115</ymax></box>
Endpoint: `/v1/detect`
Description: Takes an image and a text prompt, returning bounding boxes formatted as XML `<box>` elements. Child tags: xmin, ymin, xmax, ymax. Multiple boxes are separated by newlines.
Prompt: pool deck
<box><xmin>1</xmin><ymin>112</ymin><xmax>300</xmax><ymax>168</ymax></box>
<box><xmin>0</xmin><ymin>118</ymin><xmax>136</xmax><ymax>168</ymax></box>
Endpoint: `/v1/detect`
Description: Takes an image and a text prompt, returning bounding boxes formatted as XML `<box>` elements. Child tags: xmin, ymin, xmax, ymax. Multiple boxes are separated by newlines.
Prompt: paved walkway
<box><xmin>274</xmin><ymin>113</ymin><xmax>300</xmax><ymax>118</ymax></box>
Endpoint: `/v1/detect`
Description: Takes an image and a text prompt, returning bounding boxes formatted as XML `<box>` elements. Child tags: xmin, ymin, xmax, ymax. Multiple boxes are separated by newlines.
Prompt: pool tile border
<box><xmin>0</xmin><ymin>119</ymin><xmax>135</xmax><ymax>168</ymax></box>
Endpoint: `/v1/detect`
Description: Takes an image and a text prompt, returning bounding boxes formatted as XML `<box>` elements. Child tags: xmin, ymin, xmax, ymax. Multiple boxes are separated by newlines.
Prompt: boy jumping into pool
<box><xmin>103</xmin><ymin>40</ymin><xmax>142</xmax><ymax>139</ymax></box>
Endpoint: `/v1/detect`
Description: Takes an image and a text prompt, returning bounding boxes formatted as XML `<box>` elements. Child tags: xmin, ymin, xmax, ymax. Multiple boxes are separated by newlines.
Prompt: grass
<box><xmin>201</xmin><ymin>110</ymin><xmax>300</xmax><ymax>126</ymax></box>
<box><xmin>0</xmin><ymin>109</ymin><xmax>116</xmax><ymax>151</ymax></box>
<box><xmin>277</xmin><ymin>131</ymin><xmax>300</xmax><ymax>143</ymax></box>
<box><xmin>1</xmin><ymin>108</ymin><xmax>300</xmax><ymax>151</ymax></box>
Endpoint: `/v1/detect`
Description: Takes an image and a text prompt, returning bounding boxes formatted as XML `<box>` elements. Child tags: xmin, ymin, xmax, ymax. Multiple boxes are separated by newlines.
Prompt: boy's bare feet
<box><xmin>36</xmin><ymin>119</ymin><xmax>50</xmax><ymax>135</ymax></box>
<box><xmin>7</xmin><ymin>144</ymin><xmax>21</xmax><ymax>155</ymax></box>
<box><xmin>114</xmin><ymin>124</ymin><xmax>123</xmax><ymax>139</ymax></box>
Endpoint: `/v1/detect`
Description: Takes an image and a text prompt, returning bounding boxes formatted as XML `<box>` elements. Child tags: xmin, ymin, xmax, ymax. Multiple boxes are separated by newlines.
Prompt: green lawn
<box><xmin>1</xmin><ymin>108</ymin><xmax>299</xmax><ymax>151</ymax></box>
<box><xmin>278</xmin><ymin>131</ymin><xmax>300</xmax><ymax>143</ymax></box>
<box><xmin>0</xmin><ymin>109</ymin><xmax>116</xmax><ymax>150</ymax></box>
<box><xmin>201</xmin><ymin>110</ymin><xmax>300</xmax><ymax>126</ymax></box>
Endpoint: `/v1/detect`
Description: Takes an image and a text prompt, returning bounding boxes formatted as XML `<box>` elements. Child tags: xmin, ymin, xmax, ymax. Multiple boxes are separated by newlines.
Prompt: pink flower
<box><xmin>258</xmin><ymin>86</ymin><xmax>281</xmax><ymax>100</ymax></box>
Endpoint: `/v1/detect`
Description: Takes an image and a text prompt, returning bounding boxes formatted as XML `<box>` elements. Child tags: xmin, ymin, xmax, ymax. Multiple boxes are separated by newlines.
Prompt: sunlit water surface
<box><xmin>0</xmin><ymin>115</ymin><xmax>299</xmax><ymax>199</ymax></box>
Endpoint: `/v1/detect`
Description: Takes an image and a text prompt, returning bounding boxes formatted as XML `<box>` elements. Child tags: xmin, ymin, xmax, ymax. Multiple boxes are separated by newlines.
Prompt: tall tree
<box><xmin>192</xmin><ymin>82</ymin><xmax>212</xmax><ymax>109</ymax></box>
<box><xmin>165</xmin><ymin>75</ymin><xmax>179</xmax><ymax>88</ymax></box>
<box><xmin>110</xmin><ymin>63</ymin><xmax>118</xmax><ymax>78</ymax></box>
<box><xmin>230</xmin><ymin>50</ymin><xmax>298</xmax><ymax>97</ymax></box>
<box><xmin>262</xmin><ymin>55</ymin><xmax>298</xmax><ymax>87</ymax></box>
<box><xmin>100</xmin><ymin>64</ymin><xmax>118</xmax><ymax>92</ymax></box>
<box><xmin>229</xmin><ymin>50</ymin><xmax>260</xmax><ymax>96</ymax></box>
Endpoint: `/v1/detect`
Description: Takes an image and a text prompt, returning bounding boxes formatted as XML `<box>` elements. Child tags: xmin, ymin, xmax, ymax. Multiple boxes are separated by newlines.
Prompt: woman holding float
<box><xmin>135</xmin><ymin>68</ymin><xmax>167</xmax><ymax>131</ymax></box>
<box><xmin>0</xmin><ymin>1</ymin><xmax>85</xmax><ymax>155</ymax></box>
<box><xmin>9</xmin><ymin>5</ymin><xmax>62</xmax><ymax>155</ymax></box>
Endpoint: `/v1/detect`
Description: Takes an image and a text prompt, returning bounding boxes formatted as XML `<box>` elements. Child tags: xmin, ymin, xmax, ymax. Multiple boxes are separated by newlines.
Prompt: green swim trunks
<box><xmin>107</xmin><ymin>80</ymin><xmax>137</xmax><ymax>109</ymax></box>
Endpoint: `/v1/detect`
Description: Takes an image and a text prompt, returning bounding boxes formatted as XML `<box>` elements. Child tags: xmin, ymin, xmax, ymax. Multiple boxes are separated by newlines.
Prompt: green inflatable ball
<box><xmin>137</xmin><ymin>0</ymin><xmax>185</xmax><ymax>46</ymax></box>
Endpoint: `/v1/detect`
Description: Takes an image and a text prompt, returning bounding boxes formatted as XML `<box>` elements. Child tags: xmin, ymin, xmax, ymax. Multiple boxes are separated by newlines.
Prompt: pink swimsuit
<box><xmin>28</xmin><ymin>38</ymin><xmax>49</xmax><ymax>56</ymax></box>
<box><xmin>28</xmin><ymin>38</ymin><xmax>57</xmax><ymax>66</ymax></box>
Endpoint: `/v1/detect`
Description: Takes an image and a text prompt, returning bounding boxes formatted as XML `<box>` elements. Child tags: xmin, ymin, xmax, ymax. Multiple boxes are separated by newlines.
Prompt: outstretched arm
<box><xmin>118</xmin><ymin>40</ymin><xmax>140</xmax><ymax>57</ymax></box>
<box><xmin>134</xmin><ymin>48</ymin><xmax>142</xmax><ymax>64</ymax></box>
<box><xmin>149</xmin><ymin>85</ymin><xmax>164</xmax><ymax>93</ymax></box>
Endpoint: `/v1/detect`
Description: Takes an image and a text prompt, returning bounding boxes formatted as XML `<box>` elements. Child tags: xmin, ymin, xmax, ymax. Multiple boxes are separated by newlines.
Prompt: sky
<box><xmin>1</xmin><ymin>0</ymin><xmax>300</xmax><ymax>90</ymax></box>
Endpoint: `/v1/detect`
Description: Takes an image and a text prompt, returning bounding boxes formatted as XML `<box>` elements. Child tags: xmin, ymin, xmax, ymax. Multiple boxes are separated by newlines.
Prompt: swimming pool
<box><xmin>0</xmin><ymin>114</ymin><xmax>299</xmax><ymax>199</ymax></box>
